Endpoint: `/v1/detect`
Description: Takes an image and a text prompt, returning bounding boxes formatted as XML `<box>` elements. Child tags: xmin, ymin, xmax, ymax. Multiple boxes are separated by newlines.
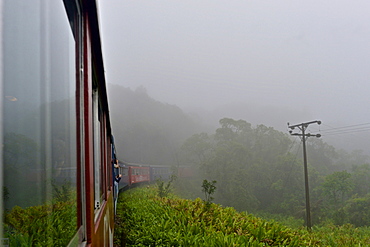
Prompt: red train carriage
<box><xmin>115</xmin><ymin>163</ymin><xmax>193</xmax><ymax>190</ymax></box>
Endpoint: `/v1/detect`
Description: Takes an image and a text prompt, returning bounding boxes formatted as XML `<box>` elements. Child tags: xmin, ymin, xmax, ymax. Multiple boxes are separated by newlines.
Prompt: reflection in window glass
<box><xmin>93</xmin><ymin>89</ymin><xmax>103</xmax><ymax>211</ymax></box>
<box><xmin>2</xmin><ymin>1</ymin><xmax>77</xmax><ymax>245</ymax></box>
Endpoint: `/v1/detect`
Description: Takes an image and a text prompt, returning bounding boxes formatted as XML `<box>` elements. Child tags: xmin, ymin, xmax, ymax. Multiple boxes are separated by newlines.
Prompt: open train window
<box><xmin>1</xmin><ymin>0</ymin><xmax>78</xmax><ymax>245</ymax></box>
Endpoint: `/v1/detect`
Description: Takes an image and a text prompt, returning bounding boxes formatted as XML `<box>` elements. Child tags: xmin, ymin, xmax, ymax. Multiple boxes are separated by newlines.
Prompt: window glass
<box><xmin>2</xmin><ymin>0</ymin><xmax>77</xmax><ymax>245</ymax></box>
<box><xmin>93</xmin><ymin>89</ymin><xmax>104</xmax><ymax>212</ymax></box>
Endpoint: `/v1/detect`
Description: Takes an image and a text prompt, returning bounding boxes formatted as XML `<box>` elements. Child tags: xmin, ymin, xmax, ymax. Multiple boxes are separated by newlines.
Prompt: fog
<box><xmin>99</xmin><ymin>1</ymin><xmax>370</xmax><ymax>153</ymax></box>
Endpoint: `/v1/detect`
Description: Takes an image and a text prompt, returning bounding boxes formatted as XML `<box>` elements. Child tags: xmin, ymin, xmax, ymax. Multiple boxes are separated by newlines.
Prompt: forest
<box><xmin>179</xmin><ymin>118</ymin><xmax>370</xmax><ymax>227</ymax></box>
<box><xmin>108</xmin><ymin>84</ymin><xmax>370</xmax><ymax>227</ymax></box>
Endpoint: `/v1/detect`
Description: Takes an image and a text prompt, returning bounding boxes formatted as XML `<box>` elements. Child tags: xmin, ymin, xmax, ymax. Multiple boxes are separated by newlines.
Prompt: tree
<box><xmin>156</xmin><ymin>175</ymin><xmax>177</xmax><ymax>198</ymax></box>
<box><xmin>344</xmin><ymin>193</ymin><xmax>370</xmax><ymax>227</ymax></box>
<box><xmin>3</xmin><ymin>186</ymin><xmax>9</xmax><ymax>201</ymax></box>
<box><xmin>320</xmin><ymin>171</ymin><xmax>353</xmax><ymax>205</ymax></box>
<box><xmin>201</xmin><ymin>179</ymin><xmax>217</xmax><ymax>206</ymax></box>
<box><xmin>351</xmin><ymin>163</ymin><xmax>370</xmax><ymax>196</ymax></box>
<box><xmin>181</xmin><ymin>133</ymin><xmax>213</xmax><ymax>166</ymax></box>
<box><xmin>215</xmin><ymin>118</ymin><xmax>252</xmax><ymax>143</ymax></box>
<box><xmin>305</xmin><ymin>138</ymin><xmax>338</xmax><ymax>174</ymax></box>
<box><xmin>3</xmin><ymin>132</ymin><xmax>40</xmax><ymax>208</ymax></box>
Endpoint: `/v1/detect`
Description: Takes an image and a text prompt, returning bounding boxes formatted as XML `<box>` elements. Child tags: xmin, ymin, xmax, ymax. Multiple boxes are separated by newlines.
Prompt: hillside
<box><xmin>107</xmin><ymin>84</ymin><xmax>206</xmax><ymax>165</ymax></box>
<box><xmin>114</xmin><ymin>186</ymin><xmax>370</xmax><ymax>246</ymax></box>
<box><xmin>107</xmin><ymin>84</ymin><xmax>370</xmax><ymax>226</ymax></box>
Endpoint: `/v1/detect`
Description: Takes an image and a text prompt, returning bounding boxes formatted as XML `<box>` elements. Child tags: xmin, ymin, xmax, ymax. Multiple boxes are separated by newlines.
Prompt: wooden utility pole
<box><xmin>288</xmin><ymin>120</ymin><xmax>321</xmax><ymax>230</ymax></box>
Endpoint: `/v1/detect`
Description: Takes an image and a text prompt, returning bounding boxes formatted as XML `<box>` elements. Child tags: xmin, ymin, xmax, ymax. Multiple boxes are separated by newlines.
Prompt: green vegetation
<box><xmin>201</xmin><ymin>179</ymin><xmax>217</xmax><ymax>206</ymax></box>
<box><xmin>114</xmin><ymin>186</ymin><xmax>370</xmax><ymax>246</ymax></box>
<box><xmin>156</xmin><ymin>175</ymin><xmax>177</xmax><ymax>198</ymax></box>
<box><xmin>179</xmin><ymin>118</ymin><xmax>370</xmax><ymax>227</ymax></box>
<box><xmin>2</xmin><ymin>183</ymin><xmax>77</xmax><ymax>247</ymax></box>
<box><xmin>3</xmin><ymin>186</ymin><xmax>9</xmax><ymax>201</ymax></box>
<box><xmin>107</xmin><ymin>87</ymin><xmax>370</xmax><ymax>228</ymax></box>
<box><xmin>4</xmin><ymin>202</ymin><xmax>76</xmax><ymax>246</ymax></box>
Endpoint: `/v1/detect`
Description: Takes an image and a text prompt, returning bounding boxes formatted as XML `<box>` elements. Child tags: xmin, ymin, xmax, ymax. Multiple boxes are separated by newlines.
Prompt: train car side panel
<box><xmin>79</xmin><ymin>2</ymin><xmax>115</xmax><ymax>246</ymax></box>
<box><xmin>150</xmin><ymin>167</ymin><xmax>172</xmax><ymax>181</ymax></box>
<box><xmin>130</xmin><ymin>166</ymin><xmax>150</xmax><ymax>184</ymax></box>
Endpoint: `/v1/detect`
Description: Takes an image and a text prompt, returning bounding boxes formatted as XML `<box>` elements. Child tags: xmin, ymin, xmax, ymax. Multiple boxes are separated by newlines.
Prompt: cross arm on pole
<box><xmin>290</xmin><ymin>133</ymin><xmax>321</xmax><ymax>137</ymax></box>
<box><xmin>288</xmin><ymin>120</ymin><xmax>321</xmax><ymax>129</ymax></box>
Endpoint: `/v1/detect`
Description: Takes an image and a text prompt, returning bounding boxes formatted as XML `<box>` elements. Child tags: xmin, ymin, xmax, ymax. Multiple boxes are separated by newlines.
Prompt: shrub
<box><xmin>156</xmin><ymin>174</ymin><xmax>176</xmax><ymax>198</ymax></box>
<box><xmin>201</xmin><ymin>179</ymin><xmax>216</xmax><ymax>206</ymax></box>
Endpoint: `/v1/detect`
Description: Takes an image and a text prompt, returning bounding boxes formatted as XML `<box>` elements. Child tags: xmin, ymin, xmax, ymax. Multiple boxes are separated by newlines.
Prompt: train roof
<box><xmin>118</xmin><ymin>161</ymin><xmax>190</xmax><ymax>169</ymax></box>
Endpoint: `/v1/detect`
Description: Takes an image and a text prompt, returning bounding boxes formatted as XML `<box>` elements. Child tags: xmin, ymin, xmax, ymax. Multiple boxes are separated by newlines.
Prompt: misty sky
<box><xmin>99</xmin><ymin>1</ymin><xmax>370</xmax><ymax>135</ymax></box>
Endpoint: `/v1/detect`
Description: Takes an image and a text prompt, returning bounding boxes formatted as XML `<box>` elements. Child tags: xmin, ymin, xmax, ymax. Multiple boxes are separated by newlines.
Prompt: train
<box><xmin>115</xmin><ymin>162</ymin><xmax>193</xmax><ymax>190</ymax></box>
<box><xmin>1</xmin><ymin>0</ymin><xmax>116</xmax><ymax>246</ymax></box>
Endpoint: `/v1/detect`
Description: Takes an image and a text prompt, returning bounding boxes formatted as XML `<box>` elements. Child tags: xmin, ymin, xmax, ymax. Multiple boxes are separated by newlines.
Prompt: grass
<box><xmin>114</xmin><ymin>186</ymin><xmax>370</xmax><ymax>246</ymax></box>
<box><xmin>3</xmin><ymin>191</ymin><xmax>77</xmax><ymax>247</ymax></box>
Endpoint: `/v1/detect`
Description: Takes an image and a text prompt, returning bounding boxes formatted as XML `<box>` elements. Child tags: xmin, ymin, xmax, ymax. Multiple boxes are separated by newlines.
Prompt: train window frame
<box><xmin>63</xmin><ymin>0</ymin><xmax>87</xmax><ymax>244</ymax></box>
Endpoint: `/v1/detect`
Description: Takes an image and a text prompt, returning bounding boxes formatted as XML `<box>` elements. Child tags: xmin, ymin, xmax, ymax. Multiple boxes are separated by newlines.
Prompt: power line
<box><xmin>284</xmin><ymin>140</ymin><xmax>302</xmax><ymax>183</ymax></box>
<box><xmin>318</xmin><ymin>123</ymin><xmax>370</xmax><ymax>136</ymax></box>
<box><xmin>281</xmin><ymin>141</ymin><xmax>302</xmax><ymax>201</ymax></box>
<box><xmin>321</xmin><ymin>123</ymin><xmax>370</xmax><ymax>132</ymax></box>
<box><xmin>322</xmin><ymin>128</ymin><xmax>370</xmax><ymax>136</ymax></box>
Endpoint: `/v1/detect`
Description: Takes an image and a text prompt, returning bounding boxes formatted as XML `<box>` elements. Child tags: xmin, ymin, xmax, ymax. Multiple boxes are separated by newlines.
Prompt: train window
<box><xmin>120</xmin><ymin>167</ymin><xmax>127</xmax><ymax>176</ymax></box>
<box><xmin>1</xmin><ymin>0</ymin><xmax>77</xmax><ymax>245</ymax></box>
<box><xmin>93</xmin><ymin>88</ymin><xmax>105</xmax><ymax>212</ymax></box>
